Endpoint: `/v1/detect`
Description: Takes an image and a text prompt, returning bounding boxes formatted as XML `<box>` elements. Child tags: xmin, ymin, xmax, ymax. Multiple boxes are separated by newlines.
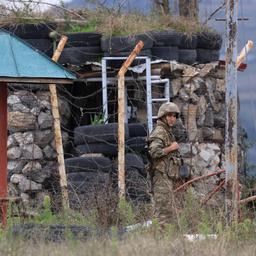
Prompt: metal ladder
<box><xmin>101</xmin><ymin>57</ymin><xmax>170</xmax><ymax>132</ymax></box>
<box><xmin>146</xmin><ymin>78</ymin><xmax>170</xmax><ymax>132</ymax></box>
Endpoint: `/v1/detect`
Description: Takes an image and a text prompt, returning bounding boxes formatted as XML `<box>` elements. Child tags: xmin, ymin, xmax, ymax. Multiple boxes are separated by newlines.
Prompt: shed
<box><xmin>0</xmin><ymin>29</ymin><xmax>76</xmax><ymax>226</ymax></box>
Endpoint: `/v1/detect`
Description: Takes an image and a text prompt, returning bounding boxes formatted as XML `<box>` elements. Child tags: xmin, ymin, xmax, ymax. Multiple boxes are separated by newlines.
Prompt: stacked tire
<box><xmin>178</xmin><ymin>33</ymin><xmax>198</xmax><ymax>65</ymax></box>
<box><xmin>65</xmin><ymin>155</ymin><xmax>113</xmax><ymax>211</ymax></box>
<box><xmin>5</xmin><ymin>23</ymin><xmax>57</xmax><ymax>57</ymax></box>
<box><xmin>59</xmin><ymin>32</ymin><xmax>102</xmax><ymax>65</ymax></box>
<box><xmin>71</xmin><ymin>122</ymin><xmax>149</xmax><ymax>203</ymax></box>
<box><xmin>112</xmin><ymin>153</ymin><xmax>150</xmax><ymax>203</ymax></box>
<box><xmin>151</xmin><ymin>30</ymin><xmax>180</xmax><ymax>61</ymax></box>
<box><xmin>74</xmin><ymin>123</ymin><xmax>129</xmax><ymax>158</ymax></box>
<box><xmin>196</xmin><ymin>31</ymin><xmax>222</xmax><ymax>63</ymax></box>
<box><xmin>101</xmin><ymin>34</ymin><xmax>153</xmax><ymax>68</ymax></box>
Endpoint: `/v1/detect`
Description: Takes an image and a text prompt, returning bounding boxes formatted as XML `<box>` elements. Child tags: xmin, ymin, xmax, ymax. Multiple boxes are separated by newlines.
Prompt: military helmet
<box><xmin>157</xmin><ymin>102</ymin><xmax>180</xmax><ymax>119</ymax></box>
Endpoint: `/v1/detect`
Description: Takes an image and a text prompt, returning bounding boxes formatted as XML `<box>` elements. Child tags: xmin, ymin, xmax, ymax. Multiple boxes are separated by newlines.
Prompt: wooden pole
<box><xmin>117</xmin><ymin>41</ymin><xmax>144</xmax><ymax>198</ymax></box>
<box><xmin>0</xmin><ymin>83</ymin><xmax>7</xmax><ymax>227</ymax></box>
<box><xmin>50</xmin><ymin>36</ymin><xmax>69</xmax><ymax>209</ymax></box>
<box><xmin>225</xmin><ymin>0</ymin><xmax>238</xmax><ymax>223</ymax></box>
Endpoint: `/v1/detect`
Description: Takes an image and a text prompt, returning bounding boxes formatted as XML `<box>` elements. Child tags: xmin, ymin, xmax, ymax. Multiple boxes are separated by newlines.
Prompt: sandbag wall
<box><xmin>7</xmin><ymin>86</ymin><xmax>71</xmax><ymax>212</ymax></box>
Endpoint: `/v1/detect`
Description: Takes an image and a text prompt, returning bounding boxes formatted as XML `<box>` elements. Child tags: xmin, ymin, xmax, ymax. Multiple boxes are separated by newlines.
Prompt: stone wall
<box><xmin>7</xmin><ymin>88</ymin><xmax>71</xmax><ymax>211</ymax></box>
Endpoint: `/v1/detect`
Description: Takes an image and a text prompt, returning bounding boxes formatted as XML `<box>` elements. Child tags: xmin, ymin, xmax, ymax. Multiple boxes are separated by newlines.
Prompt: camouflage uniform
<box><xmin>148</xmin><ymin>102</ymin><xmax>181</xmax><ymax>228</ymax></box>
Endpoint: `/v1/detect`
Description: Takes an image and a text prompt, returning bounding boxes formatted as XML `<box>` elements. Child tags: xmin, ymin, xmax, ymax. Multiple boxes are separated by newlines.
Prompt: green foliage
<box><xmin>68</xmin><ymin>19</ymin><xmax>99</xmax><ymax>33</ymax></box>
<box><xmin>90</xmin><ymin>113</ymin><xmax>105</xmax><ymax>125</ymax></box>
<box><xmin>34</xmin><ymin>195</ymin><xmax>57</xmax><ymax>224</ymax></box>
<box><xmin>117</xmin><ymin>198</ymin><xmax>135</xmax><ymax>227</ymax></box>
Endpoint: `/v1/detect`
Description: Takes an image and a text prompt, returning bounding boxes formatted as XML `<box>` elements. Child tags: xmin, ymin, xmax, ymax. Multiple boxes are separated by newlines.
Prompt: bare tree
<box><xmin>153</xmin><ymin>0</ymin><xmax>170</xmax><ymax>15</ymax></box>
<box><xmin>179</xmin><ymin>0</ymin><xmax>198</xmax><ymax>20</ymax></box>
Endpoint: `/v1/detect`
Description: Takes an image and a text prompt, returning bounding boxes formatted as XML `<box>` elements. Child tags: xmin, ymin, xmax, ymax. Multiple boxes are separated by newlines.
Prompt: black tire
<box><xmin>178</xmin><ymin>49</ymin><xmax>197</xmax><ymax>65</ymax></box>
<box><xmin>65</xmin><ymin>156</ymin><xmax>112</xmax><ymax>173</ymax></box>
<box><xmin>74</xmin><ymin>123</ymin><xmax>129</xmax><ymax>145</ymax></box>
<box><xmin>125</xmin><ymin>153</ymin><xmax>145</xmax><ymax>170</ymax></box>
<box><xmin>112</xmin><ymin>157</ymin><xmax>149</xmax><ymax>202</ymax></box>
<box><xmin>101</xmin><ymin>33</ymin><xmax>153</xmax><ymax>52</ymax></box>
<box><xmin>59</xmin><ymin>46</ymin><xmax>102</xmax><ymax>65</ymax></box>
<box><xmin>67</xmin><ymin>172</ymin><xmax>110</xmax><ymax>193</ymax></box>
<box><xmin>65</xmin><ymin>32</ymin><xmax>102</xmax><ymax>47</ymax></box>
<box><xmin>179</xmin><ymin>34</ymin><xmax>197</xmax><ymax>49</ymax></box>
<box><xmin>126</xmin><ymin>137</ymin><xmax>147</xmax><ymax>153</ymax></box>
<box><xmin>24</xmin><ymin>39</ymin><xmax>53</xmax><ymax>57</ymax></box>
<box><xmin>196</xmin><ymin>49</ymin><xmax>220</xmax><ymax>63</ymax></box>
<box><xmin>151</xmin><ymin>30</ymin><xmax>181</xmax><ymax>47</ymax></box>
<box><xmin>75</xmin><ymin>142</ymin><xmax>118</xmax><ymax>157</ymax></box>
<box><xmin>4</xmin><ymin>23</ymin><xmax>57</xmax><ymax>39</ymax></box>
<box><xmin>152</xmin><ymin>46</ymin><xmax>178</xmax><ymax>61</ymax></box>
<box><xmin>104</xmin><ymin>49</ymin><xmax>151</xmax><ymax>68</ymax></box>
<box><xmin>197</xmin><ymin>31</ymin><xmax>222</xmax><ymax>50</ymax></box>
<box><xmin>128</xmin><ymin>123</ymin><xmax>147</xmax><ymax>137</ymax></box>
<box><xmin>12</xmin><ymin>223</ymin><xmax>93</xmax><ymax>242</ymax></box>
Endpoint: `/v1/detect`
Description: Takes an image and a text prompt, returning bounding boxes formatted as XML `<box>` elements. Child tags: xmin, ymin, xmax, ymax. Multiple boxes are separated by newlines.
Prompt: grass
<box><xmin>2</xmin><ymin>192</ymin><xmax>256</xmax><ymax>255</ymax></box>
<box><xmin>66</xmin><ymin>10</ymin><xmax>210</xmax><ymax>37</ymax></box>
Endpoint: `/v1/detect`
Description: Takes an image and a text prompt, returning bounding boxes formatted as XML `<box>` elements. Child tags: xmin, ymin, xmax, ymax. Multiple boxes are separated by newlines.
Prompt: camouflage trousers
<box><xmin>152</xmin><ymin>171</ymin><xmax>182</xmax><ymax>228</ymax></box>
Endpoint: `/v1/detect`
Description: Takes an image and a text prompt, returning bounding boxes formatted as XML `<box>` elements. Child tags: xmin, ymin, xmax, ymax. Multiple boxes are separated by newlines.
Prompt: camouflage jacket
<box><xmin>148</xmin><ymin>120</ymin><xmax>180</xmax><ymax>175</ymax></box>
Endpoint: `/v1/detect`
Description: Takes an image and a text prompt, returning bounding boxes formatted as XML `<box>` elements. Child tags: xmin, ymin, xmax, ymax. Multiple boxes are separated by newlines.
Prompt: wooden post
<box><xmin>50</xmin><ymin>36</ymin><xmax>69</xmax><ymax>209</ymax></box>
<box><xmin>0</xmin><ymin>83</ymin><xmax>7</xmax><ymax>227</ymax></box>
<box><xmin>225</xmin><ymin>0</ymin><xmax>238</xmax><ymax>223</ymax></box>
<box><xmin>117</xmin><ymin>41</ymin><xmax>144</xmax><ymax>198</ymax></box>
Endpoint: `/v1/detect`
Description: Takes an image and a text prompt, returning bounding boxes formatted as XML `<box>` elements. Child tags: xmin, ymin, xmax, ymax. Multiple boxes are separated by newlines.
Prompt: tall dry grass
<box><xmin>1</xmin><ymin>231</ymin><xmax>256</xmax><ymax>256</ymax></box>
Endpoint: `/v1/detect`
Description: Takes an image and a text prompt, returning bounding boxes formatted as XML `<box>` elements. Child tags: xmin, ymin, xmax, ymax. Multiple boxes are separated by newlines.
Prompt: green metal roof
<box><xmin>0</xmin><ymin>29</ymin><xmax>76</xmax><ymax>82</ymax></box>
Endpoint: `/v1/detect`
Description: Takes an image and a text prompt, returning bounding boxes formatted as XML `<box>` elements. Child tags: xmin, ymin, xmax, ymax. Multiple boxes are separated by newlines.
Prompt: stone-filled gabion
<box><xmin>7</xmin><ymin>88</ymin><xmax>71</xmax><ymax>212</ymax></box>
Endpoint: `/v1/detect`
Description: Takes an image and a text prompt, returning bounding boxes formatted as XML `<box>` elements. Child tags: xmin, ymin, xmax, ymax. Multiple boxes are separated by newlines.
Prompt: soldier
<box><xmin>148</xmin><ymin>102</ymin><xmax>182</xmax><ymax>229</ymax></box>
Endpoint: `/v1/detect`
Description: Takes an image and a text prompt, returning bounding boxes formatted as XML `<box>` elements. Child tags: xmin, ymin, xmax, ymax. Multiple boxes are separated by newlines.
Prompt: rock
<box><xmin>21</xmin><ymin>144</ymin><xmax>43</xmax><ymax>160</ymax></box>
<box><xmin>22</xmin><ymin>161</ymin><xmax>42</xmax><ymax>175</ymax></box>
<box><xmin>7</xmin><ymin>147</ymin><xmax>22</xmax><ymax>160</ymax></box>
<box><xmin>216</xmin><ymin>78</ymin><xmax>225</xmax><ymax>93</ymax></box>
<box><xmin>205</xmin><ymin>77</ymin><xmax>216</xmax><ymax>109</ymax></box>
<box><xmin>8</xmin><ymin>95</ymin><xmax>21</xmax><ymax>106</ymax></box>
<box><xmin>170</xmin><ymin>78</ymin><xmax>182</xmax><ymax>97</ymax></box>
<box><xmin>179</xmin><ymin>143</ymin><xmax>197</xmax><ymax>157</ymax></box>
<box><xmin>202</xmin><ymin>127</ymin><xmax>214</xmax><ymax>140</ymax></box>
<box><xmin>183</xmin><ymin>104</ymin><xmax>198</xmax><ymax>141</ymax></box>
<box><xmin>214</xmin><ymin>112</ymin><xmax>225</xmax><ymax>128</ymax></box>
<box><xmin>179</xmin><ymin>88</ymin><xmax>190</xmax><ymax>102</ymax></box>
<box><xmin>10</xmin><ymin>174</ymin><xmax>42</xmax><ymax>192</ymax></box>
<box><xmin>8</xmin><ymin>160</ymin><xmax>27</xmax><ymax>176</ymax></box>
<box><xmin>38</xmin><ymin>112</ymin><xmax>53</xmax><ymax>129</ymax></box>
<box><xmin>34</xmin><ymin>130</ymin><xmax>54</xmax><ymax>148</ymax></box>
<box><xmin>22</xmin><ymin>161</ymin><xmax>50</xmax><ymax>183</ymax></box>
<box><xmin>9</xmin><ymin>132</ymin><xmax>34</xmax><ymax>147</ymax></box>
<box><xmin>12</xmin><ymin>133</ymin><xmax>24</xmax><ymax>145</ymax></box>
<box><xmin>8</xmin><ymin>183</ymin><xmax>19</xmax><ymax>197</ymax></box>
<box><xmin>7</xmin><ymin>135</ymin><xmax>17</xmax><ymax>148</ymax></box>
<box><xmin>204</xmin><ymin>107</ymin><xmax>214</xmax><ymax>127</ymax></box>
<box><xmin>199</xmin><ymin>149</ymin><xmax>212</xmax><ymax>163</ymax></box>
<box><xmin>20</xmin><ymin>193</ymin><xmax>30</xmax><ymax>204</ymax></box>
<box><xmin>43</xmin><ymin>145</ymin><xmax>56</xmax><ymax>159</ymax></box>
<box><xmin>8</xmin><ymin>112</ymin><xmax>37</xmax><ymax>131</ymax></box>
<box><xmin>39</xmin><ymin>100</ymin><xmax>51</xmax><ymax>111</ymax></box>
<box><xmin>14</xmin><ymin>91</ymin><xmax>38</xmax><ymax>108</ymax></box>
<box><xmin>30</xmin><ymin>107</ymin><xmax>41</xmax><ymax>116</ymax></box>
<box><xmin>22</xmin><ymin>132</ymin><xmax>34</xmax><ymax>145</ymax></box>
<box><xmin>199</xmin><ymin>63</ymin><xmax>218</xmax><ymax>77</ymax></box>
<box><xmin>196</xmin><ymin>96</ymin><xmax>207</xmax><ymax>127</ymax></box>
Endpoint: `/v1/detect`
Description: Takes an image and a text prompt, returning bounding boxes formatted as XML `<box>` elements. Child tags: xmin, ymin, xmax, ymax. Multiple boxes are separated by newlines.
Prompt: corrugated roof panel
<box><xmin>0</xmin><ymin>30</ymin><xmax>76</xmax><ymax>80</ymax></box>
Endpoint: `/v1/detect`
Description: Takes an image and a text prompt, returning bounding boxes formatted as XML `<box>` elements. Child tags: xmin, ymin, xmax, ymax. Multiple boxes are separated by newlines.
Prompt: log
<box><xmin>117</xmin><ymin>40</ymin><xmax>144</xmax><ymax>198</ymax></box>
<box><xmin>50</xmin><ymin>36</ymin><xmax>70</xmax><ymax>209</ymax></box>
